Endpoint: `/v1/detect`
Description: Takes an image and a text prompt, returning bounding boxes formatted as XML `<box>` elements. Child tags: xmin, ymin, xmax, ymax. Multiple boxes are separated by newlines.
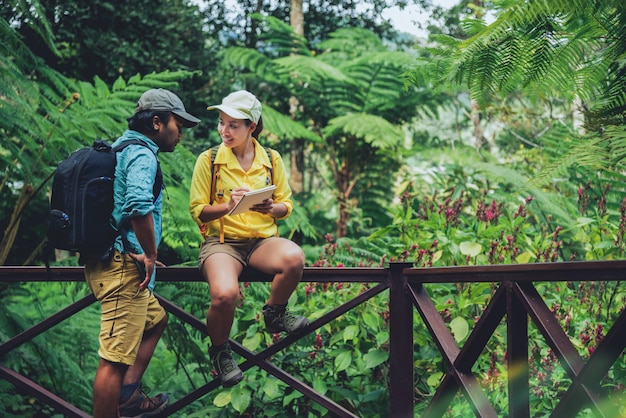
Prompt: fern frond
<box><xmin>317</xmin><ymin>27</ymin><xmax>386</xmax><ymax>56</ymax></box>
<box><xmin>531</xmin><ymin>135</ymin><xmax>611</xmax><ymax>187</ymax></box>
<box><xmin>221</xmin><ymin>47</ymin><xmax>277</xmax><ymax>79</ymax></box>
<box><xmin>261</xmin><ymin>105</ymin><xmax>322</xmax><ymax>144</ymax></box>
<box><xmin>252</xmin><ymin>13</ymin><xmax>311</xmax><ymax>57</ymax></box>
<box><xmin>323</xmin><ymin>113</ymin><xmax>404</xmax><ymax>149</ymax></box>
<box><xmin>273</xmin><ymin>55</ymin><xmax>350</xmax><ymax>84</ymax></box>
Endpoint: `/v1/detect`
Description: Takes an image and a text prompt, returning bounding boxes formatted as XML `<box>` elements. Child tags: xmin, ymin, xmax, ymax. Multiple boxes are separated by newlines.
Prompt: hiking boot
<box><xmin>118</xmin><ymin>384</ymin><xmax>169</xmax><ymax>418</ymax></box>
<box><xmin>209</xmin><ymin>342</ymin><xmax>243</xmax><ymax>387</ymax></box>
<box><xmin>263</xmin><ymin>304</ymin><xmax>310</xmax><ymax>334</ymax></box>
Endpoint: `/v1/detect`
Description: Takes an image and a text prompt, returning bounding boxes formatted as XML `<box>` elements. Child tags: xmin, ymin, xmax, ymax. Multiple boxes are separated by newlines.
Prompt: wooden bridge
<box><xmin>1</xmin><ymin>260</ymin><xmax>624</xmax><ymax>417</ymax></box>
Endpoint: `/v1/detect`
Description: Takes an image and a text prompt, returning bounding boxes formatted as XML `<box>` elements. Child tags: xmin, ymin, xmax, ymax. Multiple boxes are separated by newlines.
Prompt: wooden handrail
<box><xmin>0</xmin><ymin>261</ymin><xmax>624</xmax><ymax>417</ymax></box>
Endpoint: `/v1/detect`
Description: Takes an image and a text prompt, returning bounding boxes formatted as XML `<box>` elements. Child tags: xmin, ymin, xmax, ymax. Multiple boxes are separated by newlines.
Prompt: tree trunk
<box><xmin>572</xmin><ymin>95</ymin><xmax>585</xmax><ymax>135</ymax></box>
<box><xmin>289</xmin><ymin>0</ymin><xmax>305</xmax><ymax>195</ymax></box>
<box><xmin>0</xmin><ymin>185</ymin><xmax>34</xmax><ymax>265</ymax></box>
<box><xmin>290</xmin><ymin>0</ymin><xmax>304</xmax><ymax>35</ymax></box>
<box><xmin>335</xmin><ymin>165</ymin><xmax>350</xmax><ymax>238</ymax></box>
<box><xmin>470</xmin><ymin>99</ymin><xmax>489</xmax><ymax>160</ymax></box>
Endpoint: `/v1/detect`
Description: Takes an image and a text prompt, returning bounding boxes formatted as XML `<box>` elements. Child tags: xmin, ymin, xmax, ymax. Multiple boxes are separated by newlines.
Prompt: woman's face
<box><xmin>217</xmin><ymin>111</ymin><xmax>255</xmax><ymax>148</ymax></box>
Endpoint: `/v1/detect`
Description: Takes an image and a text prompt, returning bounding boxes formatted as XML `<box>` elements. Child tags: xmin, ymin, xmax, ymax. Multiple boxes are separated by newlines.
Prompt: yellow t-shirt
<box><xmin>189</xmin><ymin>139</ymin><xmax>293</xmax><ymax>240</ymax></box>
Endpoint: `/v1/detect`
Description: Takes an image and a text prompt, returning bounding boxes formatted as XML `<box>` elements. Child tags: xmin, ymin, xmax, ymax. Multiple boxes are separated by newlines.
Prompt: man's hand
<box><xmin>128</xmin><ymin>253</ymin><xmax>166</xmax><ymax>291</ymax></box>
<box><xmin>130</xmin><ymin>213</ymin><xmax>159</xmax><ymax>290</ymax></box>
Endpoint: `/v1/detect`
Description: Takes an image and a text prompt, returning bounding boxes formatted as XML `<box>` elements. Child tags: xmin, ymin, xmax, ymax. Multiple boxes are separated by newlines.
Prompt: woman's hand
<box><xmin>228</xmin><ymin>187</ymin><xmax>250</xmax><ymax>211</ymax></box>
<box><xmin>250</xmin><ymin>198</ymin><xmax>274</xmax><ymax>214</ymax></box>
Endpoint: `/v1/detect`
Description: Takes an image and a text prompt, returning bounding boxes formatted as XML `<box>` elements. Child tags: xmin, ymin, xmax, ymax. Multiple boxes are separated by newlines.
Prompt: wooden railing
<box><xmin>0</xmin><ymin>260</ymin><xmax>624</xmax><ymax>417</ymax></box>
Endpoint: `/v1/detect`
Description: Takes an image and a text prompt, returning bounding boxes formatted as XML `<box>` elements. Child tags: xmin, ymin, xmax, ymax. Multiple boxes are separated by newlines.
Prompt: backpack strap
<box><xmin>112</xmin><ymin>140</ymin><xmax>163</xmax><ymax>256</ymax></box>
<box><xmin>208</xmin><ymin>145</ymin><xmax>276</xmax><ymax>243</ymax></box>
<box><xmin>113</xmin><ymin>140</ymin><xmax>163</xmax><ymax>202</ymax></box>
<box><xmin>208</xmin><ymin>146</ymin><xmax>225</xmax><ymax>243</ymax></box>
<box><xmin>264</xmin><ymin>147</ymin><xmax>274</xmax><ymax>186</ymax></box>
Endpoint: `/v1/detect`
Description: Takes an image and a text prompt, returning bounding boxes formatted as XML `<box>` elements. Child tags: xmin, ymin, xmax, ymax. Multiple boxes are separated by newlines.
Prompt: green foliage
<box><xmin>1</xmin><ymin>69</ymin><xmax>200</xmax><ymax>265</ymax></box>
<box><xmin>2</xmin><ymin>1</ymin><xmax>625</xmax><ymax>416</ymax></box>
<box><xmin>302</xmin><ymin>157</ymin><xmax>625</xmax><ymax>416</ymax></box>
<box><xmin>0</xmin><ymin>282</ymin><xmax>99</xmax><ymax>415</ymax></box>
<box><xmin>219</xmin><ymin>17</ymin><xmax>425</xmax><ymax>239</ymax></box>
<box><xmin>405</xmin><ymin>0</ymin><xmax>626</xmax><ymax>178</ymax></box>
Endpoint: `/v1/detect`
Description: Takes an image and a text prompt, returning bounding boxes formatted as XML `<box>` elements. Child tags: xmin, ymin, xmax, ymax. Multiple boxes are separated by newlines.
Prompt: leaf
<box><xmin>576</xmin><ymin>217</ymin><xmax>596</xmax><ymax>227</ymax></box>
<box><xmin>242</xmin><ymin>332</ymin><xmax>263</xmax><ymax>352</ymax></box>
<box><xmin>362</xmin><ymin>310</ymin><xmax>380</xmax><ymax>331</ymax></box>
<box><xmin>262</xmin><ymin>378</ymin><xmax>280</xmax><ymax>400</ymax></box>
<box><xmin>364</xmin><ymin>348</ymin><xmax>389</xmax><ymax>369</ymax></box>
<box><xmin>323</xmin><ymin>113</ymin><xmax>404</xmax><ymax>149</ymax></box>
<box><xmin>231</xmin><ymin>387</ymin><xmax>251</xmax><ymax>413</ymax></box>
<box><xmin>312</xmin><ymin>377</ymin><xmax>328</xmax><ymax>395</ymax></box>
<box><xmin>515</xmin><ymin>251</ymin><xmax>532</xmax><ymax>264</ymax></box>
<box><xmin>213</xmin><ymin>390</ymin><xmax>231</xmax><ymax>407</ymax></box>
<box><xmin>460</xmin><ymin>241</ymin><xmax>482</xmax><ymax>257</ymax></box>
<box><xmin>283</xmin><ymin>390</ymin><xmax>303</xmax><ymax>406</ymax></box>
<box><xmin>427</xmin><ymin>372</ymin><xmax>444</xmax><ymax>387</ymax></box>
<box><xmin>343</xmin><ymin>324</ymin><xmax>359</xmax><ymax>342</ymax></box>
<box><xmin>376</xmin><ymin>331</ymin><xmax>390</xmax><ymax>346</ymax></box>
<box><xmin>450</xmin><ymin>317</ymin><xmax>469</xmax><ymax>342</ymax></box>
<box><xmin>335</xmin><ymin>350</ymin><xmax>352</xmax><ymax>372</ymax></box>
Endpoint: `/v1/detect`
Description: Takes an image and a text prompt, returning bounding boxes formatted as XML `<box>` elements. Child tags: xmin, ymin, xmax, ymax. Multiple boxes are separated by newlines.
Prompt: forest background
<box><xmin>1</xmin><ymin>0</ymin><xmax>625</xmax><ymax>416</ymax></box>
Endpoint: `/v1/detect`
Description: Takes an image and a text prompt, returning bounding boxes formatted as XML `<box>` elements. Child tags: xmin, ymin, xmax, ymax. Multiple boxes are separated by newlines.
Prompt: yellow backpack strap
<box><xmin>264</xmin><ymin>147</ymin><xmax>274</xmax><ymax>186</ymax></box>
<box><xmin>210</xmin><ymin>146</ymin><xmax>277</xmax><ymax>242</ymax></box>
<box><xmin>265</xmin><ymin>147</ymin><xmax>279</xmax><ymax>237</ymax></box>
<box><xmin>209</xmin><ymin>146</ymin><xmax>226</xmax><ymax>243</ymax></box>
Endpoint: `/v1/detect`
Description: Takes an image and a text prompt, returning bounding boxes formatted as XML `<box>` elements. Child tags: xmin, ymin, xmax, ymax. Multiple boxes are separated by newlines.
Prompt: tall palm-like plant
<box><xmin>1</xmin><ymin>0</ymin><xmax>80</xmax><ymax>264</ymax></box>
<box><xmin>220</xmin><ymin>16</ymin><xmax>424</xmax><ymax>238</ymax></box>
<box><xmin>405</xmin><ymin>0</ymin><xmax>626</xmax><ymax>180</ymax></box>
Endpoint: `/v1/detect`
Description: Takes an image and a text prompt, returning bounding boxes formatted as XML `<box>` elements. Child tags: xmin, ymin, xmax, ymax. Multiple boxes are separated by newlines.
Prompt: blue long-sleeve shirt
<box><xmin>110</xmin><ymin>130</ymin><xmax>162</xmax><ymax>291</ymax></box>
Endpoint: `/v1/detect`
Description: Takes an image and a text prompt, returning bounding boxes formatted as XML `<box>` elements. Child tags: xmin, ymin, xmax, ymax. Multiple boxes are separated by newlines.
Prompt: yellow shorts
<box><xmin>84</xmin><ymin>251</ymin><xmax>166</xmax><ymax>366</ymax></box>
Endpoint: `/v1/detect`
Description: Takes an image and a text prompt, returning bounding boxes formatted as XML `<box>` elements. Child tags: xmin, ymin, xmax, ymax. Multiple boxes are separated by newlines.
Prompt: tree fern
<box><xmin>324</xmin><ymin>113</ymin><xmax>404</xmax><ymax>149</ymax></box>
<box><xmin>1</xmin><ymin>0</ymin><xmax>203</xmax><ymax>264</ymax></box>
<box><xmin>405</xmin><ymin>0</ymin><xmax>626</xmax><ymax>182</ymax></box>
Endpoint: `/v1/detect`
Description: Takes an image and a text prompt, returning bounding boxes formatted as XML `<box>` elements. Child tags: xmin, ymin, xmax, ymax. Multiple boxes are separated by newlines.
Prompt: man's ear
<box><xmin>152</xmin><ymin>115</ymin><xmax>161</xmax><ymax>130</ymax></box>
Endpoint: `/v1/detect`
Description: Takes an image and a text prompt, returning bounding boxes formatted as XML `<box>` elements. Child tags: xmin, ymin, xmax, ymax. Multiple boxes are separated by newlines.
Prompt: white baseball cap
<box><xmin>207</xmin><ymin>90</ymin><xmax>262</xmax><ymax>123</ymax></box>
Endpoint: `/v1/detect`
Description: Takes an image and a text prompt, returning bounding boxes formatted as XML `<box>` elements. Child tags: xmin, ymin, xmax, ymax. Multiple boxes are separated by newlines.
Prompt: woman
<box><xmin>189</xmin><ymin>90</ymin><xmax>309</xmax><ymax>387</ymax></box>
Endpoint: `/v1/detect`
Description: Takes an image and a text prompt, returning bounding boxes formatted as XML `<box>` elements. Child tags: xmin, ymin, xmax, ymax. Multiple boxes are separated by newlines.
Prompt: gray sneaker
<box><xmin>263</xmin><ymin>304</ymin><xmax>310</xmax><ymax>334</ymax></box>
<box><xmin>209</xmin><ymin>342</ymin><xmax>243</xmax><ymax>387</ymax></box>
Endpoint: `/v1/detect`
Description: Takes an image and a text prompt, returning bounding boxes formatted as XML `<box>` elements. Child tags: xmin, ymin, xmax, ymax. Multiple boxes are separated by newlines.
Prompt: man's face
<box><xmin>153</xmin><ymin>114</ymin><xmax>184</xmax><ymax>152</ymax></box>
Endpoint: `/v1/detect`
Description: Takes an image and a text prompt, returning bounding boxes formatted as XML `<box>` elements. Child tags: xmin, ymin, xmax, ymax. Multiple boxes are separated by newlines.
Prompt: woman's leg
<box><xmin>249</xmin><ymin>238</ymin><xmax>308</xmax><ymax>334</ymax></box>
<box><xmin>202</xmin><ymin>252</ymin><xmax>244</xmax><ymax>345</ymax></box>
<box><xmin>202</xmin><ymin>252</ymin><xmax>245</xmax><ymax>387</ymax></box>
<box><xmin>248</xmin><ymin>237</ymin><xmax>305</xmax><ymax>305</ymax></box>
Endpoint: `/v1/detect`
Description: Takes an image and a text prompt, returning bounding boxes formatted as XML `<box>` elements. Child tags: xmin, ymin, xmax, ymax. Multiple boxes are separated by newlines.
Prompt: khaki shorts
<box><xmin>198</xmin><ymin>236</ymin><xmax>273</xmax><ymax>268</ymax></box>
<box><xmin>84</xmin><ymin>251</ymin><xmax>166</xmax><ymax>366</ymax></box>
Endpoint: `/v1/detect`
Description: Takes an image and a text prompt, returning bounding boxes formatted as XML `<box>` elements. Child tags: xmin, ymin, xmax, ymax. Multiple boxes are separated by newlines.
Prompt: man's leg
<box><xmin>93</xmin><ymin>359</ymin><xmax>127</xmax><ymax>418</ymax></box>
<box><xmin>117</xmin><ymin>292</ymin><xmax>170</xmax><ymax>416</ymax></box>
<box><xmin>123</xmin><ymin>315</ymin><xmax>168</xmax><ymax>385</ymax></box>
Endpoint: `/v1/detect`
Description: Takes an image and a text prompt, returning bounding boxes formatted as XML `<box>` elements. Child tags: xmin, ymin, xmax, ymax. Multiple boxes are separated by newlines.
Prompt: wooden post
<box><xmin>389</xmin><ymin>262</ymin><xmax>414</xmax><ymax>417</ymax></box>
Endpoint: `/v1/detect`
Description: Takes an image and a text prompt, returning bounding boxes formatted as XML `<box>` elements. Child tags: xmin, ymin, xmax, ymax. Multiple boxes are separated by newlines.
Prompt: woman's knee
<box><xmin>210</xmin><ymin>288</ymin><xmax>241</xmax><ymax>309</ymax></box>
<box><xmin>282</xmin><ymin>245</ymin><xmax>305</xmax><ymax>271</ymax></box>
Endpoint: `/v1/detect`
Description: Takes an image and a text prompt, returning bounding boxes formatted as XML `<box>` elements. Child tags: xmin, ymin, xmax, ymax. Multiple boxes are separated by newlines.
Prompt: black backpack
<box><xmin>47</xmin><ymin>139</ymin><xmax>162</xmax><ymax>262</ymax></box>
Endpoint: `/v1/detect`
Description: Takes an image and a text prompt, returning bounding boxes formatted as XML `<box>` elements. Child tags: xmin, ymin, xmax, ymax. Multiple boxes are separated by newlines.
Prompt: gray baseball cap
<box><xmin>135</xmin><ymin>88</ymin><xmax>200</xmax><ymax>128</ymax></box>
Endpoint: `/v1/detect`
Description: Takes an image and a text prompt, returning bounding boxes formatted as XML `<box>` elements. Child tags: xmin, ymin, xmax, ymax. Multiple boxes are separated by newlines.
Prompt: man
<box><xmin>84</xmin><ymin>88</ymin><xmax>200</xmax><ymax>417</ymax></box>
